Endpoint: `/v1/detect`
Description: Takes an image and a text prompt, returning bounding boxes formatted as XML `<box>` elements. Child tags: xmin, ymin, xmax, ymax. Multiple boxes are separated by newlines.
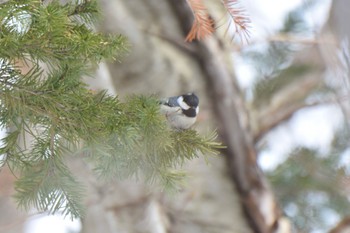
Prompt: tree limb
<box><xmin>169</xmin><ymin>1</ymin><xmax>290</xmax><ymax>232</ymax></box>
<box><xmin>253</xmin><ymin>72</ymin><xmax>324</xmax><ymax>143</ymax></box>
<box><xmin>329</xmin><ymin>217</ymin><xmax>350</xmax><ymax>233</ymax></box>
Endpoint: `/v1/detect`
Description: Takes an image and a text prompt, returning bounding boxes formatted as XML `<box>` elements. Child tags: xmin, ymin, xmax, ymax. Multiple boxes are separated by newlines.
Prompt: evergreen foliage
<box><xmin>269</xmin><ymin>146</ymin><xmax>350</xmax><ymax>232</ymax></box>
<box><xmin>0</xmin><ymin>0</ymin><xmax>222</xmax><ymax>219</ymax></box>
<box><xmin>252</xmin><ymin>64</ymin><xmax>312</xmax><ymax>106</ymax></box>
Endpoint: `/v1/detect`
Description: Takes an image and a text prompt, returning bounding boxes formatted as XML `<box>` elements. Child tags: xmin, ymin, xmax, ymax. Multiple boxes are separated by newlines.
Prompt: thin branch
<box><xmin>254</xmin><ymin>101</ymin><xmax>319</xmax><ymax>143</ymax></box>
<box><xmin>142</xmin><ymin>29</ymin><xmax>198</xmax><ymax>56</ymax></box>
<box><xmin>107</xmin><ymin>194</ymin><xmax>150</xmax><ymax>212</ymax></box>
<box><xmin>254</xmin><ymin>93</ymin><xmax>350</xmax><ymax>144</ymax></box>
<box><xmin>329</xmin><ymin>217</ymin><xmax>350</xmax><ymax>233</ymax></box>
<box><xmin>253</xmin><ymin>72</ymin><xmax>325</xmax><ymax>143</ymax></box>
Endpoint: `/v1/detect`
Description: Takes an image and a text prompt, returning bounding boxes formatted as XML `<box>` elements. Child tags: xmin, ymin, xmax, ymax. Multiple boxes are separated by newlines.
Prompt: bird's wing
<box><xmin>159</xmin><ymin>104</ymin><xmax>182</xmax><ymax>118</ymax></box>
<box><xmin>161</xmin><ymin>96</ymin><xmax>179</xmax><ymax>107</ymax></box>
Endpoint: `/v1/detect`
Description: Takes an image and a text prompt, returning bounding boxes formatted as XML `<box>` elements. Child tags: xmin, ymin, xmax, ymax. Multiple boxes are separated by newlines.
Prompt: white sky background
<box><xmin>0</xmin><ymin>0</ymin><xmax>335</xmax><ymax>232</ymax></box>
<box><xmin>24</xmin><ymin>214</ymin><xmax>81</xmax><ymax>233</ymax></box>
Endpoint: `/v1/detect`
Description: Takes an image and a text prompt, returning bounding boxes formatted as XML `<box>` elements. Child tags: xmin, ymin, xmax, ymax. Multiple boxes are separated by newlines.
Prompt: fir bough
<box><xmin>0</xmin><ymin>0</ymin><xmax>223</xmax><ymax>219</ymax></box>
<box><xmin>85</xmin><ymin>96</ymin><xmax>222</xmax><ymax>189</ymax></box>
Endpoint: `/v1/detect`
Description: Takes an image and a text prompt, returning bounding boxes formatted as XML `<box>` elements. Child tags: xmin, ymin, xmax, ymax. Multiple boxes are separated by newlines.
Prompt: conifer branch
<box><xmin>221</xmin><ymin>0</ymin><xmax>251</xmax><ymax>43</ymax></box>
<box><xmin>0</xmin><ymin>0</ymin><xmax>223</xmax><ymax>219</ymax></box>
<box><xmin>184</xmin><ymin>0</ymin><xmax>251</xmax><ymax>43</ymax></box>
<box><xmin>14</xmin><ymin>156</ymin><xmax>85</xmax><ymax>219</ymax></box>
<box><xmin>185</xmin><ymin>0</ymin><xmax>215</xmax><ymax>42</ymax></box>
<box><xmin>85</xmin><ymin>96</ymin><xmax>223</xmax><ymax>189</ymax></box>
<box><xmin>67</xmin><ymin>0</ymin><xmax>99</xmax><ymax>25</ymax></box>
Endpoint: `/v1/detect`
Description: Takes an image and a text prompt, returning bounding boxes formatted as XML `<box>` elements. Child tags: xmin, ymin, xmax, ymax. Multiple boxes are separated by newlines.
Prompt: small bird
<box><xmin>159</xmin><ymin>93</ymin><xmax>199</xmax><ymax>129</ymax></box>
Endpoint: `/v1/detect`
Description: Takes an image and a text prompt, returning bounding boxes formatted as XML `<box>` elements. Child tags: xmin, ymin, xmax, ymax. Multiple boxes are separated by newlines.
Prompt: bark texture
<box><xmin>79</xmin><ymin>0</ymin><xmax>289</xmax><ymax>233</ymax></box>
<box><xmin>80</xmin><ymin>1</ymin><xmax>252</xmax><ymax>231</ymax></box>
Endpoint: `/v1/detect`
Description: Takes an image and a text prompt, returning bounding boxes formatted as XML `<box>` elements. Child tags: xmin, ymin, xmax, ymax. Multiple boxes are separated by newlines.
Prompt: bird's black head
<box><xmin>182</xmin><ymin>93</ymin><xmax>199</xmax><ymax>108</ymax></box>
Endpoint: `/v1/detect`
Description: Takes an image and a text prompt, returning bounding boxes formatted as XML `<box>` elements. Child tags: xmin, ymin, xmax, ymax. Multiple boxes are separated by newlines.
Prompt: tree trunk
<box><xmin>324</xmin><ymin>0</ymin><xmax>350</xmax><ymax>231</ymax></box>
<box><xmin>76</xmin><ymin>1</ymin><xmax>290</xmax><ymax>233</ymax></box>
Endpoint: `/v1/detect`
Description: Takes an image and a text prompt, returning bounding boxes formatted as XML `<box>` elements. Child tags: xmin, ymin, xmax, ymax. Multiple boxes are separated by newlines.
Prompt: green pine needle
<box><xmin>0</xmin><ymin>0</ymin><xmax>223</xmax><ymax>219</ymax></box>
<box><xmin>85</xmin><ymin>95</ymin><xmax>224</xmax><ymax>189</ymax></box>
<box><xmin>14</xmin><ymin>157</ymin><xmax>85</xmax><ymax>219</ymax></box>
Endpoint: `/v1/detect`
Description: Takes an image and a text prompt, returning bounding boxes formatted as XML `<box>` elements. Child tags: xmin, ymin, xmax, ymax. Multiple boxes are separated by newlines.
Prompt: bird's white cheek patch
<box><xmin>196</xmin><ymin>107</ymin><xmax>199</xmax><ymax>114</ymax></box>
<box><xmin>177</xmin><ymin>96</ymin><xmax>190</xmax><ymax>110</ymax></box>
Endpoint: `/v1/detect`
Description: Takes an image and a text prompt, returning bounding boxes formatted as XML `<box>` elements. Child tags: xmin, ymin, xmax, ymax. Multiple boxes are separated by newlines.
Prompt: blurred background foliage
<box><xmin>239</xmin><ymin>0</ymin><xmax>350</xmax><ymax>232</ymax></box>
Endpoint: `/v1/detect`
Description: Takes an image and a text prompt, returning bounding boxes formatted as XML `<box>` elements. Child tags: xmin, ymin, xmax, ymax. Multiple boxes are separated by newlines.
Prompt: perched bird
<box><xmin>159</xmin><ymin>93</ymin><xmax>199</xmax><ymax>129</ymax></box>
